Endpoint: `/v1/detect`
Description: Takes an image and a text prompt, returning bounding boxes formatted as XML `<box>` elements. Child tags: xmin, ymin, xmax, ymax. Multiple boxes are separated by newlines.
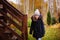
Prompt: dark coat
<box><xmin>59</xmin><ymin>17</ymin><xmax>60</xmax><ymax>23</ymax></box>
<box><xmin>30</xmin><ymin>16</ymin><xmax>45</xmax><ymax>39</ymax></box>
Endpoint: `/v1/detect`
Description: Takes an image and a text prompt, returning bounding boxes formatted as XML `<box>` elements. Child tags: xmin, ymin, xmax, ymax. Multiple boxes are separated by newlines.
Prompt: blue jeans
<box><xmin>36</xmin><ymin>38</ymin><xmax>42</xmax><ymax>40</ymax></box>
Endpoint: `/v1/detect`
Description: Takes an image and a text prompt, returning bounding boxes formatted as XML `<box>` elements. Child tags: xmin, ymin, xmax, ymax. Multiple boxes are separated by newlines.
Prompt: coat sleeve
<box><xmin>29</xmin><ymin>22</ymin><xmax>33</xmax><ymax>34</ymax></box>
<box><xmin>29</xmin><ymin>16</ymin><xmax>34</xmax><ymax>34</ymax></box>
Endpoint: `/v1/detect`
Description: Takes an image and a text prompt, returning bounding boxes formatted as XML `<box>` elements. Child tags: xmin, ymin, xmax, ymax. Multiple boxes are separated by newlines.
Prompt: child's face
<box><xmin>34</xmin><ymin>15</ymin><xmax>39</xmax><ymax>19</ymax></box>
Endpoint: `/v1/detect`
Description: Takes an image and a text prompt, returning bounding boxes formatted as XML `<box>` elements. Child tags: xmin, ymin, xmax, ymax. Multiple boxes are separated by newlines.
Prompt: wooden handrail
<box><xmin>2</xmin><ymin>0</ymin><xmax>25</xmax><ymax>16</ymax></box>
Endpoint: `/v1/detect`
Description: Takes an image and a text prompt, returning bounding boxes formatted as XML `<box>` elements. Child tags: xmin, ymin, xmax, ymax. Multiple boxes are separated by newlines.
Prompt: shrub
<box><xmin>47</xmin><ymin>11</ymin><xmax>51</xmax><ymax>25</ymax></box>
<box><xmin>51</xmin><ymin>17</ymin><xmax>57</xmax><ymax>25</ymax></box>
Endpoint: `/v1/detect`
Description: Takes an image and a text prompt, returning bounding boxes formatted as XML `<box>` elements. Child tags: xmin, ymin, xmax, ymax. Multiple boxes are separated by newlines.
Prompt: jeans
<box><xmin>36</xmin><ymin>38</ymin><xmax>41</xmax><ymax>40</ymax></box>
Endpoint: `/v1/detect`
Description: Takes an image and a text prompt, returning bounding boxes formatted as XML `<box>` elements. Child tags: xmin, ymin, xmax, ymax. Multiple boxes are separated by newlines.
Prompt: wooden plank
<box><xmin>0</xmin><ymin>4</ymin><xmax>3</xmax><ymax>9</ymax></box>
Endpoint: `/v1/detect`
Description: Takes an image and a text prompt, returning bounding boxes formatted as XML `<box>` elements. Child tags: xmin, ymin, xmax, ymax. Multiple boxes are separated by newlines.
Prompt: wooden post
<box><xmin>0</xmin><ymin>0</ymin><xmax>1</xmax><ymax>2</ymax></box>
<box><xmin>22</xmin><ymin>15</ymin><xmax>28</xmax><ymax>40</ymax></box>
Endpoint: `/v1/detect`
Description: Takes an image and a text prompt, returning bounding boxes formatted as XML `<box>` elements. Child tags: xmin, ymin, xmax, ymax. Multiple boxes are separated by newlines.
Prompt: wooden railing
<box><xmin>0</xmin><ymin>0</ymin><xmax>28</xmax><ymax>40</ymax></box>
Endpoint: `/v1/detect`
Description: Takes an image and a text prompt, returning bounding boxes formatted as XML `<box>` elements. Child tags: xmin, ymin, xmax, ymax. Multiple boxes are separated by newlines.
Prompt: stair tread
<box><xmin>4</xmin><ymin>30</ymin><xmax>11</xmax><ymax>33</ymax></box>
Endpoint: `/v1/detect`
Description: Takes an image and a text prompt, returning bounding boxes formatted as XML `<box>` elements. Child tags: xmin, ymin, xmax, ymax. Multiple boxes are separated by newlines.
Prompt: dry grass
<box><xmin>50</xmin><ymin>23</ymin><xmax>60</xmax><ymax>28</ymax></box>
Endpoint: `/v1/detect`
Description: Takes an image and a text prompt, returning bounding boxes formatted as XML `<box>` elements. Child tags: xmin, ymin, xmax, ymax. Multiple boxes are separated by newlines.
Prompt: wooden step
<box><xmin>0</xmin><ymin>4</ymin><xmax>3</xmax><ymax>9</ymax></box>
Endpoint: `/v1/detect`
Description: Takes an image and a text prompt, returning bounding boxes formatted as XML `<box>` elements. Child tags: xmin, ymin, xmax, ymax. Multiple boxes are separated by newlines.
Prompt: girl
<box><xmin>30</xmin><ymin>9</ymin><xmax>45</xmax><ymax>40</ymax></box>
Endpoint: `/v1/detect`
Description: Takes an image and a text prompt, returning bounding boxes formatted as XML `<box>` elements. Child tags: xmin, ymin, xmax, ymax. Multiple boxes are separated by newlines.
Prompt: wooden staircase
<box><xmin>0</xmin><ymin>0</ymin><xmax>28</xmax><ymax>40</ymax></box>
